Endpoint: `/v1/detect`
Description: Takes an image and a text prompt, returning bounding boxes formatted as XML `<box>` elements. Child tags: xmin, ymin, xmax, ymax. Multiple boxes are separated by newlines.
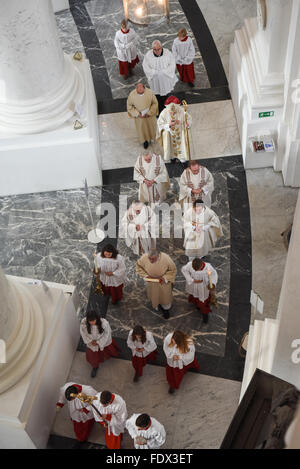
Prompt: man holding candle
<box><xmin>181</xmin><ymin>257</ymin><xmax>218</xmax><ymax>323</ymax></box>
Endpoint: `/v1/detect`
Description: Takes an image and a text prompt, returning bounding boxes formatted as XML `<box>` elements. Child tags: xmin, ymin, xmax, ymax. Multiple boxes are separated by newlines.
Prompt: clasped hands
<box><xmin>143</xmin><ymin>179</ymin><xmax>155</xmax><ymax>187</ymax></box>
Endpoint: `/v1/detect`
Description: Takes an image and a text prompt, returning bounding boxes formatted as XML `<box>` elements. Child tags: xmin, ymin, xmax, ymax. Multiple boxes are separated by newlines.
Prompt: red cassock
<box><xmin>86</xmin><ymin>339</ymin><xmax>120</xmax><ymax>368</ymax></box>
<box><xmin>176</xmin><ymin>36</ymin><xmax>195</xmax><ymax>84</ymax></box>
<box><xmin>118</xmin><ymin>56</ymin><xmax>139</xmax><ymax>77</ymax></box>
<box><xmin>99</xmin><ymin>414</ymin><xmax>123</xmax><ymax>449</ymax></box>
<box><xmin>131</xmin><ymin>349</ymin><xmax>158</xmax><ymax>377</ymax></box>
<box><xmin>73</xmin><ymin>411</ymin><xmax>95</xmax><ymax>442</ymax></box>
<box><xmin>166</xmin><ymin>357</ymin><xmax>200</xmax><ymax>389</ymax></box>
<box><xmin>101</xmin><ymin>282</ymin><xmax>123</xmax><ymax>304</ymax></box>
<box><xmin>188</xmin><ymin>293</ymin><xmax>212</xmax><ymax>315</ymax></box>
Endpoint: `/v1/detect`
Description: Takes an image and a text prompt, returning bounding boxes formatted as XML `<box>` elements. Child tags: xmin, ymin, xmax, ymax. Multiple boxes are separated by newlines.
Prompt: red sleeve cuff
<box><xmin>56</xmin><ymin>402</ymin><xmax>64</xmax><ymax>408</ymax></box>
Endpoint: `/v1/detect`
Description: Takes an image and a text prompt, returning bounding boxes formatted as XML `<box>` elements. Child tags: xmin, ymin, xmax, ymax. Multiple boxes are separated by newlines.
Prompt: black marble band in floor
<box><xmin>83</xmin><ymin>154</ymin><xmax>251</xmax><ymax>382</ymax></box>
<box><xmin>47</xmin><ymin>434</ymin><xmax>106</xmax><ymax>449</ymax></box>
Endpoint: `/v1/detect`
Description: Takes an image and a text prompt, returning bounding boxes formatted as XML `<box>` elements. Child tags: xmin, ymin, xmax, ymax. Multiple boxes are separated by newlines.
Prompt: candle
<box><xmin>207</xmin><ymin>269</ymin><xmax>213</xmax><ymax>288</ymax></box>
<box><xmin>94</xmin><ymin>250</ymin><xmax>98</xmax><ymax>273</ymax></box>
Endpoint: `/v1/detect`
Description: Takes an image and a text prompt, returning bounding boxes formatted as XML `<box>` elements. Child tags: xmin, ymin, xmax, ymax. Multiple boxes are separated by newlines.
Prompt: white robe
<box><xmin>120</xmin><ymin>204</ymin><xmax>157</xmax><ymax>255</ymax></box>
<box><xmin>114</xmin><ymin>28</ymin><xmax>138</xmax><ymax>63</ymax></box>
<box><xmin>179</xmin><ymin>166</ymin><xmax>214</xmax><ymax>208</ymax></box>
<box><xmin>95</xmin><ymin>254</ymin><xmax>126</xmax><ymax>287</ymax></box>
<box><xmin>181</xmin><ymin>261</ymin><xmax>218</xmax><ymax>302</ymax></box>
<box><xmin>127</xmin><ymin>330</ymin><xmax>157</xmax><ymax>358</ymax></box>
<box><xmin>163</xmin><ymin>333</ymin><xmax>195</xmax><ymax>370</ymax></box>
<box><xmin>183</xmin><ymin>206</ymin><xmax>223</xmax><ymax>258</ymax></box>
<box><xmin>133</xmin><ymin>154</ymin><xmax>170</xmax><ymax>203</ymax></box>
<box><xmin>92</xmin><ymin>392</ymin><xmax>127</xmax><ymax>436</ymax></box>
<box><xmin>125</xmin><ymin>414</ymin><xmax>166</xmax><ymax>449</ymax></box>
<box><xmin>80</xmin><ymin>317</ymin><xmax>112</xmax><ymax>353</ymax></box>
<box><xmin>143</xmin><ymin>48</ymin><xmax>178</xmax><ymax>96</ymax></box>
<box><xmin>172</xmin><ymin>36</ymin><xmax>195</xmax><ymax>65</ymax></box>
<box><xmin>57</xmin><ymin>382</ymin><xmax>98</xmax><ymax>423</ymax></box>
<box><xmin>157</xmin><ymin>103</ymin><xmax>192</xmax><ymax>162</ymax></box>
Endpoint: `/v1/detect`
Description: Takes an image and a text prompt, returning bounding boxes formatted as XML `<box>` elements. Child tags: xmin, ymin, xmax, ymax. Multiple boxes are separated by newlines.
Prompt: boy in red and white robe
<box><xmin>91</xmin><ymin>390</ymin><xmax>127</xmax><ymax>449</ymax></box>
<box><xmin>56</xmin><ymin>382</ymin><xmax>97</xmax><ymax>445</ymax></box>
<box><xmin>114</xmin><ymin>19</ymin><xmax>139</xmax><ymax>79</ymax></box>
<box><xmin>172</xmin><ymin>28</ymin><xmax>195</xmax><ymax>86</ymax></box>
<box><xmin>126</xmin><ymin>413</ymin><xmax>166</xmax><ymax>449</ymax></box>
<box><xmin>181</xmin><ymin>258</ymin><xmax>218</xmax><ymax>323</ymax></box>
<box><xmin>127</xmin><ymin>327</ymin><xmax>158</xmax><ymax>381</ymax></box>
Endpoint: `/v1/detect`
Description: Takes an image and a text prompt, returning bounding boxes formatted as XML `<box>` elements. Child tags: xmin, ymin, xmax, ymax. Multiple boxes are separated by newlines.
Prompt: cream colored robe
<box><xmin>127</xmin><ymin>88</ymin><xmax>158</xmax><ymax>143</ymax></box>
<box><xmin>136</xmin><ymin>252</ymin><xmax>177</xmax><ymax>308</ymax></box>
<box><xmin>120</xmin><ymin>204</ymin><xmax>157</xmax><ymax>256</ymax></box>
<box><xmin>179</xmin><ymin>166</ymin><xmax>214</xmax><ymax>208</ymax></box>
<box><xmin>183</xmin><ymin>206</ymin><xmax>223</xmax><ymax>258</ymax></box>
<box><xmin>133</xmin><ymin>153</ymin><xmax>170</xmax><ymax>203</ymax></box>
<box><xmin>157</xmin><ymin>103</ymin><xmax>192</xmax><ymax>162</ymax></box>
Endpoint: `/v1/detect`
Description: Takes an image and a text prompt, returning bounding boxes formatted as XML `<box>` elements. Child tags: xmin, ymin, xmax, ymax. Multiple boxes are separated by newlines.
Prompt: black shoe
<box><xmin>143</xmin><ymin>141</ymin><xmax>149</xmax><ymax>149</ymax></box>
<box><xmin>188</xmin><ymin>82</ymin><xmax>195</xmax><ymax>87</ymax></box>
<box><xmin>159</xmin><ymin>304</ymin><xmax>170</xmax><ymax>319</ymax></box>
<box><xmin>133</xmin><ymin>372</ymin><xmax>139</xmax><ymax>383</ymax></box>
<box><xmin>202</xmin><ymin>314</ymin><xmax>209</xmax><ymax>324</ymax></box>
<box><xmin>91</xmin><ymin>367</ymin><xmax>98</xmax><ymax>378</ymax></box>
<box><xmin>168</xmin><ymin>387</ymin><xmax>175</xmax><ymax>394</ymax></box>
<box><xmin>72</xmin><ymin>440</ymin><xmax>86</xmax><ymax>449</ymax></box>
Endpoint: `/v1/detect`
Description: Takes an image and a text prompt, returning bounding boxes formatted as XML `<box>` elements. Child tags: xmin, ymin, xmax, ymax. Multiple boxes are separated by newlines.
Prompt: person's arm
<box><xmin>143</xmin><ymin>53</ymin><xmax>155</xmax><ymax>80</ymax></box>
<box><xmin>147</xmin><ymin>93</ymin><xmax>159</xmax><ymax>117</ymax></box>
<box><xmin>136</xmin><ymin>258</ymin><xmax>149</xmax><ymax>279</ymax></box>
<box><xmin>184</xmin><ymin>38</ymin><xmax>195</xmax><ymax>64</ymax></box>
<box><xmin>181</xmin><ymin>343</ymin><xmax>195</xmax><ymax>366</ymax></box>
<box><xmin>112</xmin><ymin>256</ymin><xmax>126</xmax><ymax>279</ymax></box>
<box><xmin>127</xmin><ymin>94</ymin><xmax>139</xmax><ymax>118</ymax></box>
<box><xmin>202</xmin><ymin>169</ymin><xmax>214</xmax><ymax>196</ymax></box>
<box><xmin>97</xmin><ymin>319</ymin><xmax>112</xmax><ymax>351</ymax></box>
<box><xmin>181</xmin><ymin>264</ymin><xmax>194</xmax><ymax>285</ymax></box>
<box><xmin>80</xmin><ymin>320</ymin><xmax>93</xmax><ymax>346</ymax></box>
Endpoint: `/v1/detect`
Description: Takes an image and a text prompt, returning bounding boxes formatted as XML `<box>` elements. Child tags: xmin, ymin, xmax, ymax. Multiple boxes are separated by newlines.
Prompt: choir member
<box><xmin>133</xmin><ymin>149</ymin><xmax>170</xmax><ymax>204</ymax></box>
<box><xmin>179</xmin><ymin>160</ymin><xmax>214</xmax><ymax>208</ymax></box>
<box><xmin>172</xmin><ymin>28</ymin><xmax>195</xmax><ymax>87</ymax></box>
<box><xmin>114</xmin><ymin>19</ymin><xmax>139</xmax><ymax>79</ymax></box>
<box><xmin>157</xmin><ymin>96</ymin><xmax>192</xmax><ymax>163</ymax></box>
<box><xmin>126</xmin><ymin>413</ymin><xmax>166</xmax><ymax>449</ymax></box>
<box><xmin>92</xmin><ymin>390</ymin><xmax>127</xmax><ymax>449</ymax></box>
<box><xmin>80</xmin><ymin>311</ymin><xmax>120</xmax><ymax>378</ymax></box>
<box><xmin>127</xmin><ymin>83</ymin><xmax>158</xmax><ymax>149</ymax></box>
<box><xmin>127</xmin><ymin>325</ymin><xmax>158</xmax><ymax>382</ymax></box>
<box><xmin>181</xmin><ymin>257</ymin><xmax>218</xmax><ymax>324</ymax></box>
<box><xmin>56</xmin><ymin>382</ymin><xmax>97</xmax><ymax>447</ymax></box>
<box><xmin>163</xmin><ymin>330</ymin><xmax>199</xmax><ymax>393</ymax></box>
<box><xmin>183</xmin><ymin>199</ymin><xmax>223</xmax><ymax>259</ymax></box>
<box><xmin>95</xmin><ymin>243</ymin><xmax>126</xmax><ymax>304</ymax></box>
<box><xmin>121</xmin><ymin>200</ymin><xmax>157</xmax><ymax>256</ymax></box>
<box><xmin>136</xmin><ymin>249</ymin><xmax>177</xmax><ymax>319</ymax></box>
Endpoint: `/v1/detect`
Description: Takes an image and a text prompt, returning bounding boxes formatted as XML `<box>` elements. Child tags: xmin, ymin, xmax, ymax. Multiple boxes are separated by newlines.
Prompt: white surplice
<box><xmin>114</xmin><ymin>28</ymin><xmax>139</xmax><ymax>63</ymax></box>
<box><xmin>127</xmin><ymin>330</ymin><xmax>157</xmax><ymax>358</ymax></box>
<box><xmin>120</xmin><ymin>204</ymin><xmax>157</xmax><ymax>255</ymax></box>
<box><xmin>95</xmin><ymin>254</ymin><xmax>126</xmax><ymax>287</ymax></box>
<box><xmin>172</xmin><ymin>36</ymin><xmax>195</xmax><ymax>65</ymax></box>
<box><xmin>57</xmin><ymin>382</ymin><xmax>98</xmax><ymax>423</ymax></box>
<box><xmin>163</xmin><ymin>333</ymin><xmax>195</xmax><ymax>370</ymax></box>
<box><xmin>143</xmin><ymin>48</ymin><xmax>178</xmax><ymax>96</ymax></box>
<box><xmin>80</xmin><ymin>317</ymin><xmax>112</xmax><ymax>352</ymax></box>
<box><xmin>179</xmin><ymin>166</ymin><xmax>214</xmax><ymax>208</ymax></box>
<box><xmin>181</xmin><ymin>261</ymin><xmax>218</xmax><ymax>302</ymax></box>
<box><xmin>133</xmin><ymin>154</ymin><xmax>170</xmax><ymax>203</ymax></box>
<box><xmin>183</xmin><ymin>205</ymin><xmax>223</xmax><ymax>258</ymax></box>
<box><xmin>125</xmin><ymin>414</ymin><xmax>166</xmax><ymax>449</ymax></box>
<box><xmin>92</xmin><ymin>392</ymin><xmax>128</xmax><ymax>437</ymax></box>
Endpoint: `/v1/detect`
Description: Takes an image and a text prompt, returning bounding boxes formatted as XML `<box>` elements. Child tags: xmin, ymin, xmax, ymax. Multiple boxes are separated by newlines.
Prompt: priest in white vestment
<box><xmin>114</xmin><ymin>19</ymin><xmax>139</xmax><ymax>78</ymax></box>
<box><xmin>133</xmin><ymin>149</ymin><xmax>170</xmax><ymax>204</ymax></box>
<box><xmin>126</xmin><ymin>413</ymin><xmax>166</xmax><ymax>449</ymax></box>
<box><xmin>157</xmin><ymin>96</ymin><xmax>192</xmax><ymax>162</ymax></box>
<box><xmin>183</xmin><ymin>200</ymin><xmax>223</xmax><ymax>259</ymax></box>
<box><xmin>179</xmin><ymin>160</ymin><xmax>214</xmax><ymax>208</ymax></box>
<box><xmin>143</xmin><ymin>40</ymin><xmax>178</xmax><ymax>97</ymax></box>
<box><xmin>120</xmin><ymin>201</ymin><xmax>157</xmax><ymax>256</ymax></box>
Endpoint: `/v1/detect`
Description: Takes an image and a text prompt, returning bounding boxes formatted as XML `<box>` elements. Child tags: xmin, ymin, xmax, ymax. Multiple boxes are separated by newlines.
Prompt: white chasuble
<box><xmin>133</xmin><ymin>154</ymin><xmax>170</xmax><ymax>203</ymax></box>
<box><xmin>179</xmin><ymin>166</ymin><xmax>214</xmax><ymax>208</ymax></box>
<box><xmin>121</xmin><ymin>205</ymin><xmax>157</xmax><ymax>256</ymax></box>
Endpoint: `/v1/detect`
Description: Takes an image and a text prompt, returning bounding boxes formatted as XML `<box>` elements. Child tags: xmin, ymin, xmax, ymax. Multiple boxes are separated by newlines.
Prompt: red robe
<box><xmin>176</xmin><ymin>36</ymin><xmax>195</xmax><ymax>84</ymax></box>
<box><xmin>166</xmin><ymin>357</ymin><xmax>200</xmax><ymax>389</ymax></box>
<box><xmin>98</xmin><ymin>395</ymin><xmax>123</xmax><ymax>449</ymax></box>
<box><xmin>118</xmin><ymin>29</ymin><xmax>139</xmax><ymax>76</ymax></box>
<box><xmin>86</xmin><ymin>339</ymin><xmax>120</xmax><ymax>368</ymax></box>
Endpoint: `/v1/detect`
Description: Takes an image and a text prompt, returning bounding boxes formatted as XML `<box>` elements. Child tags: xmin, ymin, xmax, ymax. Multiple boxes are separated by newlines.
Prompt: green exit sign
<box><xmin>259</xmin><ymin>111</ymin><xmax>274</xmax><ymax>118</ymax></box>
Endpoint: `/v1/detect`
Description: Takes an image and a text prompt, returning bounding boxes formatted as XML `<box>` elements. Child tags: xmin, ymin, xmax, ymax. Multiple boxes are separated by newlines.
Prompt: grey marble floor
<box><xmin>246</xmin><ymin>168</ymin><xmax>299</xmax><ymax>322</ymax></box>
<box><xmin>51</xmin><ymin>352</ymin><xmax>241</xmax><ymax>449</ymax></box>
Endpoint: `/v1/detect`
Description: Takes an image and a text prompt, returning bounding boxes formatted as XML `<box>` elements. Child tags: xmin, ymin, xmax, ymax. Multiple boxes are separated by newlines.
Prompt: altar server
<box><xmin>127</xmin><ymin>83</ymin><xmax>159</xmax><ymax>149</ymax></box>
<box><xmin>80</xmin><ymin>311</ymin><xmax>120</xmax><ymax>378</ymax></box>
<box><xmin>56</xmin><ymin>382</ymin><xmax>97</xmax><ymax>446</ymax></box>
<box><xmin>126</xmin><ymin>413</ymin><xmax>166</xmax><ymax>449</ymax></box>
<box><xmin>95</xmin><ymin>243</ymin><xmax>126</xmax><ymax>304</ymax></box>
<box><xmin>163</xmin><ymin>330</ymin><xmax>199</xmax><ymax>393</ymax></box>
<box><xmin>127</xmin><ymin>325</ymin><xmax>158</xmax><ymax>382</ymax></box>
<box><xmin>157</xmin><ymin>96</ymin><xmax>192</xmax><ymax>163</ymax></box>
<box><xmin>183</xmin><ymin>199</ymin><xmax>223</xmax><ymax>259</ymax></box>
<box><xmin>133</xmin><ymin>149</ymin><xmax>170</xmax><ymax>204</ymax></box>
<box><xmin>172</xmin><ymin>28</ymin><xmax>195</xmax><ymax>86</ymax></box>
<box><xmin>92</xmin><ymin>390</ymin><xmax>127</xmax><ymax>449</ymax></box>
<box><xmin>179</xmin><ymin>160</ymin><xmax>214</xmax><ymax>208</ymax></box>
<box><xmin>181</xmin><ymin>258</ymin><xmax>218</xmax><ymax>323</ymax></box>
<box><xmin>114</xmin><ymin>19</ymin><xmax>139</xmax><ymax>79</ymax></box>
<box><xmin>121</xmin><ymin>200</ymin><xmax>157</xmax><ymax>256</ymax></box>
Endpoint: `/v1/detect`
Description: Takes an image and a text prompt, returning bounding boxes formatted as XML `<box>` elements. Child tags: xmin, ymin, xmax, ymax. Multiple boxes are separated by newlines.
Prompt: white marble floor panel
<box><xmin>52</xmin><ymin>352</ymin><xmax>241</xmax><ymax>449</ymax></box>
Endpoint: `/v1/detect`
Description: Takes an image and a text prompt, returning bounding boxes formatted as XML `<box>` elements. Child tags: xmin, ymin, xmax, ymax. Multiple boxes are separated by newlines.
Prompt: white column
<box><xmin>0</xmin><ymin>0</ymin><xmax>84</xmax><ymax>134</ymax></box>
